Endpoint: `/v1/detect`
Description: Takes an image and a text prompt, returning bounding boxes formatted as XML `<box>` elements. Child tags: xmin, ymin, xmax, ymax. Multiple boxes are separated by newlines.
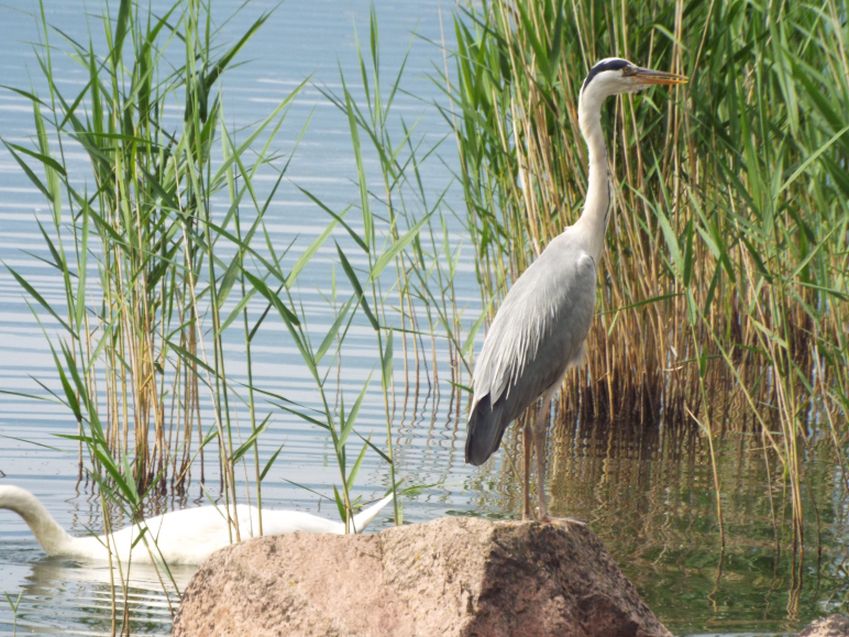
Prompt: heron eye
<box><xmin>622</xmin><ymin>66</ymin><xmax>637</xmax><ymax>76</ymax></box>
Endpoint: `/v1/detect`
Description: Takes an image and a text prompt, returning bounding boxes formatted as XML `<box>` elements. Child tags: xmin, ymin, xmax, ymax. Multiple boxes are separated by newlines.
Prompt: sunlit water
<box><xmin>1</xmin><ymin>1</ymin><xmax>847</xmax><ymax>635</ymax></box>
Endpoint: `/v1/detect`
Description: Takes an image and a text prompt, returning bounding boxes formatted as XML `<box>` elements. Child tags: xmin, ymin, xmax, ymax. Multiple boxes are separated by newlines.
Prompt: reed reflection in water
<box><xmin>464</xmin><ymin>411</ymin><xmax>849</xmax><ymax>634</ymax></box>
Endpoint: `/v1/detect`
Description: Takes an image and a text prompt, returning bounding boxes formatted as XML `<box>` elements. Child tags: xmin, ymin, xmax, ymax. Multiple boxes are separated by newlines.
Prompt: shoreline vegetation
<box><xmin>4</xmin><ymin>0</ymin><xmax>466</xmax><ymax>624</ymax></box>
<box><xmin>447</xmin><ymin>0</ymin><xmax>848</xmax><ymax>557</ymax></box>
<box><xmin>5</xmin><ymin>0</ymin><xmax>463</xmax><ymax>525</ymax></box>
<box><xmin>2</xmin><ymin>0</ymin><xmax>847</xmax><ymax>634</ymax></box>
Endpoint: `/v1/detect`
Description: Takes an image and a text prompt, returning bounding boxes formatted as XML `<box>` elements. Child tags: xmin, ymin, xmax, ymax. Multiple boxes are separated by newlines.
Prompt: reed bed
<box><xmin>448</xmin><ymin>0</ymin><xmax>849</xmax><ymax>545</ymax></box>
<box><xmin>4</xmin><ymin>0</ymin><xmax>463</xmax><ymax>579</ymax></box>
<box><xmin>4</xmin><ymin>0</ymin><xmax>297</xmax><ymax>518</ymax></box>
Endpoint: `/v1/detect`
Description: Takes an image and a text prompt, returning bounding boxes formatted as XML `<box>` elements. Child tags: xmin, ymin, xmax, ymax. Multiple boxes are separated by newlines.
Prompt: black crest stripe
<box><xmin>582</xmin><ymin>59</ymin><xmax>629</xmax><ymax>91</ymax></box>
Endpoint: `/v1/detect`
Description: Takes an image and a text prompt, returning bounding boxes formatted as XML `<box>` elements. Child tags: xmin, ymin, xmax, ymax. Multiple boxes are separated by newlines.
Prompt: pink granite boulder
<box><xmin>173</xmin><ymin>516</ymin><xmax>670</xmax><ymax>637</ymax></box>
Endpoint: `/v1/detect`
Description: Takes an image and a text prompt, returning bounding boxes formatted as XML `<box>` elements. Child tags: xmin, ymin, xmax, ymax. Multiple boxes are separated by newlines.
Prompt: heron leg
<box><xmin>522</xmin><ymin>419</ymin><xmax>532</xmax><ymax>520</ymax></box>
<box><xmin>533</xmin><ymin>388</ymin><xmax>557</xmax><ymax>521</ymax></box>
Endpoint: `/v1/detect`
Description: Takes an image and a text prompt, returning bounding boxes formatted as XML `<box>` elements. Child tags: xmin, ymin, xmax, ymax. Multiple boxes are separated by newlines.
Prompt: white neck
<box><xmin>0</xmin><ymin>486</ymin><xmax>74</xmax><ymax>555</ymax></box>
<box><xmin>575</xmin><ymin>87</ymin><xmax>612</xmax><ymax>262</ymax></box>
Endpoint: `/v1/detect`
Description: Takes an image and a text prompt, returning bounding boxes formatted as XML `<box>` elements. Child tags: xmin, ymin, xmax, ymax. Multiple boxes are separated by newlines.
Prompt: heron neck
<box><xmin>576</xmin><ymin>92</ymin><xmax>611</xmax><ymax>262</ymax></box>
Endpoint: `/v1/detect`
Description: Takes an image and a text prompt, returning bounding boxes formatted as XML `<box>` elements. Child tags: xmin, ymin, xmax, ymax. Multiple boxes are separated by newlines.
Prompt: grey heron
<box><xmin>465</xmin><ymin>58</ymin><xmax>687</xmax><ymax>520</ymax></box>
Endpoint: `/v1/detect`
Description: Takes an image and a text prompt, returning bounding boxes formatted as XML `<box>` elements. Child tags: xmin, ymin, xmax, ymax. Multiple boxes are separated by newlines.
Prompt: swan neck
<box><xmin>1</xmin><ymin>487</ymin><xmax>73</xmax><ymax>555</ymax></box>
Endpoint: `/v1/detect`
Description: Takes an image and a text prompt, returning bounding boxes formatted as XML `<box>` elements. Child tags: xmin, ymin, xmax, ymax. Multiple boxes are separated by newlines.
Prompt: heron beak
<box><xmin>632</xmin><ymin>67</ymin><xmax>688</xmax><ymax>86</ymax></box>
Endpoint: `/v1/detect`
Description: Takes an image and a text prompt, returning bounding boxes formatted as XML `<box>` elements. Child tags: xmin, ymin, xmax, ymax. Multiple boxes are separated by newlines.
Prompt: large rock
<box><xmin>173</xmin><ymin>516</ymin><xmax>670</xmax><ymax>637</ymax></box>
<box><xmin>799</xmin><ymin>615</ymin><xmax>849</xmax><ymax>636</ymax></box>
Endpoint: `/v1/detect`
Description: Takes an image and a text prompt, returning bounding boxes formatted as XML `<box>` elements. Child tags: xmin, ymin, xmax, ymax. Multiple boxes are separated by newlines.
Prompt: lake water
<box><xmin>1</xmin><ymin>1</ymin><xmax>847</xmax><ymax>635</ymax></box>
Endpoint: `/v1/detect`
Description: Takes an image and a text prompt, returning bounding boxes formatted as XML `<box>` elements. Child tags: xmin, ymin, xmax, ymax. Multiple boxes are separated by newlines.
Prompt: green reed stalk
<box><xmin>298</xmin><ymin>10</ymin><xmax>470</xmax><ymax>524</ymax></box>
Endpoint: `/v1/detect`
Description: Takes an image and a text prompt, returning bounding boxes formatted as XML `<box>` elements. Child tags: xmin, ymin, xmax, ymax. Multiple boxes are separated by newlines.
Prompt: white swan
<box><xmin>0</xmin><ymin>485</ymin><xmax>394</xmax><ymax>564</ymax></box>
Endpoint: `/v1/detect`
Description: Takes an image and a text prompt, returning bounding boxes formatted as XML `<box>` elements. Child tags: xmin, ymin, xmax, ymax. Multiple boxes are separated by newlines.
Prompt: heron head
<box><xmin>581</xmin><ymin>58</ymin><xmax>688</xmax><ymax>99</ymax></box>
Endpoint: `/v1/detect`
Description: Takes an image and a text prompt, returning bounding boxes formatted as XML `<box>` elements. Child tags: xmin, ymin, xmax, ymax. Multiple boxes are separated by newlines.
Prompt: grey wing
<box><xmin>465</xmin><ymin>246</ymin><xmax>596</xmax><ymax>465</ymax></box>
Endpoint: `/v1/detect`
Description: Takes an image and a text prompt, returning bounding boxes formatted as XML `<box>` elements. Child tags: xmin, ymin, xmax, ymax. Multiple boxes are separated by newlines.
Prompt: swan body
<box><xmin>0</xmin><ymin>485</ymin><xmax>394</xmax><ymax>564</ymax></box>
